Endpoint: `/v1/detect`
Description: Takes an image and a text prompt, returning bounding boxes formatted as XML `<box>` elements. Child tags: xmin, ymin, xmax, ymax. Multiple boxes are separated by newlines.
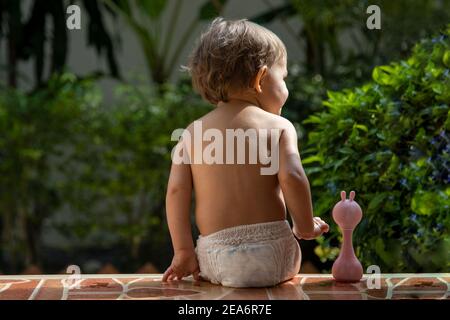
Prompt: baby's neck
<box><xmin>218</xmin><ymin>97</ymin><xmax>262</xmax><ymax>109</ymax></box>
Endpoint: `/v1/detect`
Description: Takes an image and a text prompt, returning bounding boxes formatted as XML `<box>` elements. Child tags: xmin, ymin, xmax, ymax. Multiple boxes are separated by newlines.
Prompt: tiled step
<box><xmin>0</xmin><ymin>274</ymin><xmax>448</xmax><ymax>300</ymax></box>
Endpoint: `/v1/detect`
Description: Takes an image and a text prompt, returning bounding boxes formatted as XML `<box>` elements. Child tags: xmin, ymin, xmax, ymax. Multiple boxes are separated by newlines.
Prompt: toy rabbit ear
<box><xmin>349</xmin><ymin>190</ymin><xmax>355</xmax><ymax>201</ymax></box>
<box><xmin>340</xmin><ymin>191</ymin><xmax>346</xmax><ymax>201</ymax></box>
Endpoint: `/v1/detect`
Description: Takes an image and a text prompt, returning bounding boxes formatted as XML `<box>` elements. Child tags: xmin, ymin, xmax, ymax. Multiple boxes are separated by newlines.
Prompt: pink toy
<box><xmin>331</xmin><ymin>190</ymin><xmax>363</xmax><ymax>282</ymax></box>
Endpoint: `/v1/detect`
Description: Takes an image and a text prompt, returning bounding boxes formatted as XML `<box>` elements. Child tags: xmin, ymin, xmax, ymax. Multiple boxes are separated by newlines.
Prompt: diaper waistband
<box><xmin>197</xmin><ymin>220</ymin><xmax>292</xmax><ymax>246</ymax></box>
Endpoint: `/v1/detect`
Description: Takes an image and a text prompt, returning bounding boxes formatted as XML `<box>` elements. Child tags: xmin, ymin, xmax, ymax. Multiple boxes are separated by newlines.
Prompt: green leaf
<box><xmin>332</xmin><ymin>156</ymin><xmax>349</xmax><ymax>171</ymax></box>
<box><xmin>372</xmin><ymin>65</ymin><xmax>396</xmax><ymax>86</ymax></box>
<box><xmin>137</xmin><ymin>0</ymin><xmax>167</xmax><ymax>18</ymax></box>
<box><xmin>411</xmin><ymin>190</ymin><xmax>436</xmax><ymax>216</ymax></box>
<box><xmin>443</xmin><ymin>50</ymin><xmax>450</xmax><ymax>68</ymax></box>
<box><xmin>353</xmin><ymin>124</ymin><xmax>368</xmax><ymax>132</ymax></box>
<box><xmin>326</xmin><ymin>90</ymin><xmax>345</xmax><ymax>104</ymax></box>
<box><xmin>338</xmin><ymin>147</ymin><xmax>354</xmax><ymax>154</ymax></box>
<box><xmin>303</xmin><ymin>115</ymin><xmax>322</xmax><ymax>124</ymax></box>
<box><xmin>302</xmin><ymin>155</ymin><xmax>324</xmax><ymax>165</ymax></box>
<box><xmin>21</xmin><ymin>148</ymin><xmax>43</xmax><ymax>160</ymax></box>
<box><xmin>367</xmin><ymin>193</ymin><xmax>387</xmax><ymax>211</ymax></box>
<box><xmin>374</xmin><ymin>238</ymin><xmax>400</xmax><ymax>266</ymax></box>
<box><xmin>375</xmin><ymin>238</ymin><xmax>389</xmax><ymax>265</ymax></box>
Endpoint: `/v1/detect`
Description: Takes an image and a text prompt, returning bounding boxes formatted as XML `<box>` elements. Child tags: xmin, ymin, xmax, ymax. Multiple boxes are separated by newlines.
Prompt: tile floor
<box><xmin>0</xmin><ymin>273</ymin><xmax>448</xmax><ymax>300</ymax></box>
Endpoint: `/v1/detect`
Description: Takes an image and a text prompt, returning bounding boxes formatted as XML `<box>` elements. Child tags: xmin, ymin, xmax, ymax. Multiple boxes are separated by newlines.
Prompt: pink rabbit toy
<box><xmin>331</xmin><ymin>190</ymin><xmax>363</xmax><ymax>282</ymax></box>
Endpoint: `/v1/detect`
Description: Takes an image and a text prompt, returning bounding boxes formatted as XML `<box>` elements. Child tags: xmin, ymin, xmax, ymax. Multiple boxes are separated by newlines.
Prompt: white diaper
<box><xmin>195</xmin><ymin>220</ymin><xmax>301</xmax><ymax>288</ymax></box>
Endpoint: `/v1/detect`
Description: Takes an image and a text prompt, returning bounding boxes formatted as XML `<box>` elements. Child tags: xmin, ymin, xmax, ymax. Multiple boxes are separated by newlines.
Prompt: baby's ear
<box><xmin>254</xmin><ymin>65</ymin><xmax>268</xmax><ymax>93</ymax></box>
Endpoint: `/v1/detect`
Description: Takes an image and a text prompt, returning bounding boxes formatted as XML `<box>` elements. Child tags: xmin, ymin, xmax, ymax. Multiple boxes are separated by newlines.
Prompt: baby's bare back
<box><xmin>187</xmin><ymin>104</ymin><xmax>287</xmax><ymax>236</ymax></box>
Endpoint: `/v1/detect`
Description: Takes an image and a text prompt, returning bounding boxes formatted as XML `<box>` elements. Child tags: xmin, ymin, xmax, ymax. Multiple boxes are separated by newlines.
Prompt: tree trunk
<box><xmin>6</xmin><ymin>0</ymin><xmax>21</xmax><ymax>88</ymax></box>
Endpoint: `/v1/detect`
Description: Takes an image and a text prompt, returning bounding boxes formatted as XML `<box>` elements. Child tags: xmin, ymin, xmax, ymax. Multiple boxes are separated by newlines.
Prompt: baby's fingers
<box><xmin>315</xmin><ymin>217</ymin><xmax>329</xmax><ymax>232</ymax></box>
<box><xmin>193</xmin><ymin>269</ymin><xmax>200</xmax><ymax>281</ymax></box>
<box><xmin>162</xmin><ymin>266</ymin><xmax>173</xmax><ymax>282</ymax></box>
<box><xmin>169</xmin><ymin>273</ymin><xmax>179</xmax><ymax>281</ymax></box>
<box><xmin>163</xmin><ymin>267</ymin><xmax>183</xmax><ymax>282</ymax></box>
<box><xmin>318</xmin><ymin>218</ymin><xmax>329</xmax><ymax>233</ymax></box>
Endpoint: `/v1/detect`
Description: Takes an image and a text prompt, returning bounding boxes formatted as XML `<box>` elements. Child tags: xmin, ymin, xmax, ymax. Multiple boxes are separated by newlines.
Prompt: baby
<box><xmin>162</xmin><ymin>17</ymin><xmax>329</xmax><ymax>288</ymax></box>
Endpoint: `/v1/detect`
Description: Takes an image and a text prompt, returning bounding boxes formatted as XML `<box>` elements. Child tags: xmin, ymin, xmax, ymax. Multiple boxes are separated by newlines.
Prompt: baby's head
<box><xmin>186</xmin><ymin>17</ymin><xmax>288</xmax><ymax>114</ymax></box>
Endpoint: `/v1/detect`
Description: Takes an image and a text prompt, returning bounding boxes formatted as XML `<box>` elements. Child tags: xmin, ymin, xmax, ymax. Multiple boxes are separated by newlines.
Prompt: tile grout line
<box><xmin>386</xmin><ymin>277</ymin><xmax>410</xmax><ymax>299</ymax></box>
<box><xmin>0</xmin><ymin>283</ymin><xmax>13</xmax><ymax>294</ymax></box>
<box><xmin>28</xmin><ymin>279</ymin><xmax>45</xmax><ymax>300</ymax></box>
<box><xmin>112</xmin><ymin>278</ymin><xmax>126</xmax><ymax>300</ymax></box>
<box><xmin>213</xmin><ymin>288</ymin><xmax>234</xmax><ymax>300</ymax></box>
<box><xmin>266</xmin><ymin>288</ymin><xmax>274</xmax><ymax>300</ymax></box>
<box><xmin>297</xmin><ymin>276</ymin><xmax>310</xmax><ymax>300</ymax></box>
<box><xmin>436</xmin><ymin>277</ymin><xmax>449</xmax><ymax>300</ymax></box>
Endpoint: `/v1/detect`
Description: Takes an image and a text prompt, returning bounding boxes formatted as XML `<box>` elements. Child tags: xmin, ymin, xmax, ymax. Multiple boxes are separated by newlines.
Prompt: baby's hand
<box><xmin>293</xmin><ymin>217</ymin><xmax>329</xmax><ymax>240</ymax></box>
<box><xmin>162</xmin><ymin>249</ymin><xmax>201</xmax><ymax>282</ymax></box>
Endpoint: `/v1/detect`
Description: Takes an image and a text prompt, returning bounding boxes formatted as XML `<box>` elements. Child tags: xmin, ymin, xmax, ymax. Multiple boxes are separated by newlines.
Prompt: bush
<box><xmin>41</xmin><ymin>76</ymin><xmax>213</xmax><ymax>272</ymax></box>
<box><xmin>303</xmin><ymin>26</ymin><xmax>450</xmax><ymax>272</ymax></box>
<box><xmin>0</xmin><ymin>73</ymin><xmax>101</xmax><ymax>271</ymax></box>
<box><xmin>58</xmin><ymin>79</ymin><xmax>211</xmax><ymax>271</ymax></box>
<box><xmin>0</xmin><ymin>72</ymin><xmax>212</xmax><ymax>273</ymax></box>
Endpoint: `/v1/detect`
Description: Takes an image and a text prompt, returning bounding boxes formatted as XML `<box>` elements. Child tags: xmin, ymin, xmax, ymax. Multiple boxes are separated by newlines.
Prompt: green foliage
<box><xmin>272</xmin><ymin>0</ymin><xmax>450</xmax><ymax>141</ymax></box>
<box><xmin>303</xmin><ymin>26</ymin><xmax>450</xmax><ymax>272</ymax></box>
<box><xmin>0</xmin><ymin>73</ymin><xmax>100</xmax><ymax>270</ymax></box>
<box><xmin>256</xmin><ymin>0</ymin><xmax>450</xmax><ymax>76</ymax></box>
<box><xmin>57</xmin><ymin>78</ymin><xmax>211</xmax><ymax>268</ymax></box>
<box><xmin>0</xmin><ymin>72</ymin><xmax>211</xmax><ymax>272</ymax></box>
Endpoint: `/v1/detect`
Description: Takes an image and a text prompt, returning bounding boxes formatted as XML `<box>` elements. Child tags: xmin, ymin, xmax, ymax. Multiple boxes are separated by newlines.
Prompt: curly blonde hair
<box><xmin>185</xmin><ymin>17</ymin><xmax>287</xmax><ymax>105</ymax></box>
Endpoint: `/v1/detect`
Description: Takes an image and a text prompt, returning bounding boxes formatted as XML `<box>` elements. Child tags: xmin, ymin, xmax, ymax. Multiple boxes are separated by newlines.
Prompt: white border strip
<box><xmin>0</xmin><ymin>273</ymin><xmax>447</xmax><ymax>280</ymax></box>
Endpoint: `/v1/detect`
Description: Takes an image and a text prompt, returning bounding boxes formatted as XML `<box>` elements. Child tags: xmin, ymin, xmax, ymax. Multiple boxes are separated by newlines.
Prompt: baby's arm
<box><xmin>162</xmin><ymin>140</ymin><xmax>200</xmax><ymax>282</ymax></box>
<box><xmin>277</xmin><ymin>119</ymin><xmax>329</xmax><ymax>239</ymax></box>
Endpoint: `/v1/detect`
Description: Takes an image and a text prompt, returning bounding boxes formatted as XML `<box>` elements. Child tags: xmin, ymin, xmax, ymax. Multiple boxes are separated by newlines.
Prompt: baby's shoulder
<box><xmin>184</xmin><ymin>111</ymin><xmax>213</xmax><ymax>132</ymax></box>
<box><xmin>253</xmin><ymin>109</ymin><xmax>295</xmax><ymax>132</ymax></box>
